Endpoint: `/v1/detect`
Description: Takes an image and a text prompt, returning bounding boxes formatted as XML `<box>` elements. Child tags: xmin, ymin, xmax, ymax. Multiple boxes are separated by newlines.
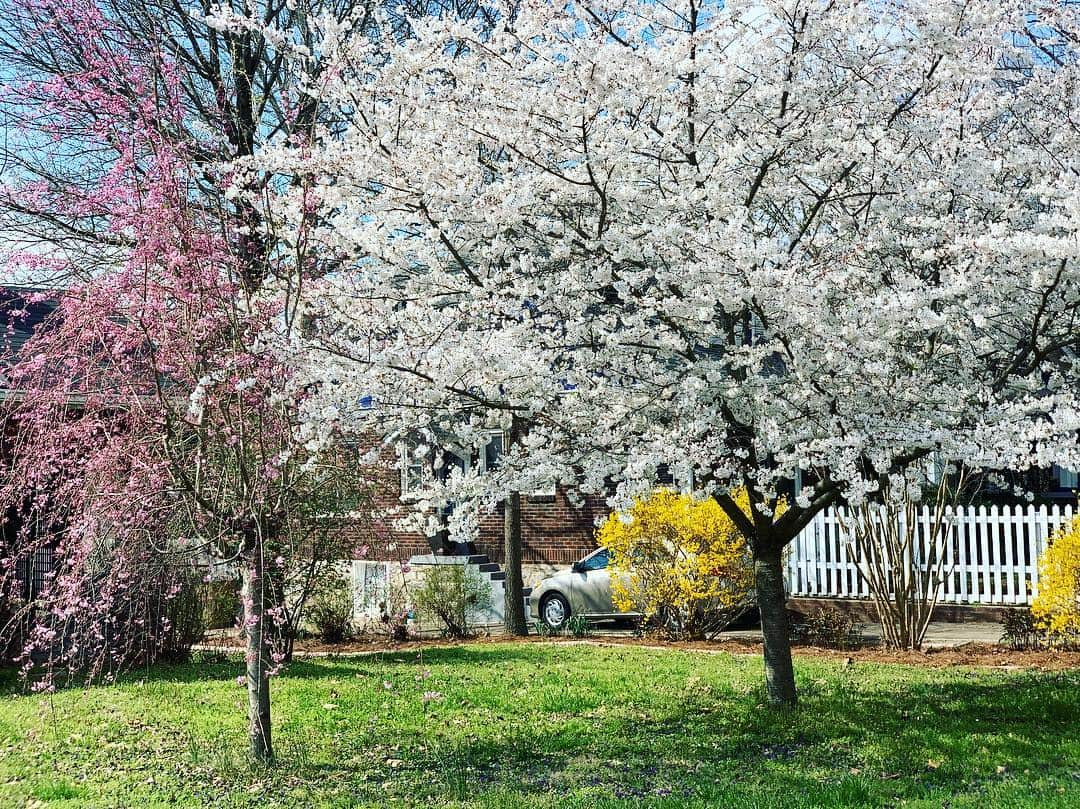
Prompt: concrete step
<box><xmin>466</xmin><ymin>554</ymin><xmax>490</xmax><ymax>565</ymax></box>
<box><xmin>489</xmin><ymin>571</ymin><xmax>506</xmax><ymax>582</ymax></box>
<box><xmin>478</xmin><ymin>562</ymin><xmax>501</xmax><ymax>573</ymax></box>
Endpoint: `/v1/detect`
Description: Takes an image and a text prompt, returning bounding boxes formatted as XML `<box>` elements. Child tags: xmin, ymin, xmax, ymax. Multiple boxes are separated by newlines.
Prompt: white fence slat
<box><xmin>992</xmin><ymin>504</ymin><xmax>1005</xmax><ymax>603</ymax></box>
<box><xmin>786</xmin><ymin>520</ymin><xmax>800</xmax><ymax>593</ymax></box>
<box><xmin>1018</xmin><ymin>506</ymin><xmax>1030</xmax><ymax>605</ymax></box>
<box><xmin>1021</xmin><ymin>505</ymin><xmax>1034</xmax><ymax>604</ymax></box>
<box><xmin>1002</xmin><ymin>506</ymin><xmax>1016</xmax><ymax>604</ymax></box>
<box><xmin>824</xmin><ymin>512</ymin><xmax>834</xmax><ymax>596</ymax></box>
<box><xmin>938</xmin><ymin>505</ymin><xmax>954</xmax><ymax>604</ymax></box>
<box><xmin>1029</xmin><ymin>505</ymin><xmax>1044</xmax><ymax>600</ymax></box>
<box><xmin>856</xmin><ymin>513</ymin><xmax>870</xmax><ymax>598</ymax></box>
<box><xmin>920</xmin><ymin>505</ymin><xmax>939</xmax><ymax>603</ymax></box>
<box><xmin>816</xmin><ymin>511</ymin><xmax>825</xmax><ymax>594</ymax></box>
<box><xmin>977</xmin><ymin>505</ymin><xmax>991</xmax><ymax>603</ymax></box>
<box><xmin>959</xmin><ymin>507</ymin><xmax>976</xmax><ymax>604</ymax></box>
<box><xmin>1015</xmin><ymin>505</ymin><xmax>1032</xmax><ymax>604</ymax></box>
<box><xmin>1020</xmin><ymin>505</ymin><xmax>1033</xmax><ymax>605</ymax></box>
<box><xmin>993</xmin><ymin>505</ymin><xmax>1004</xmax><ymax>603</ymax></box>
<box><xmin>838</xmin><ymin>513</ymin><xmax>850</xmax><ymax>598</ymax></box>
<box><xmin>833</xmin><ymin>509</ymin><xmax>843</xmax><ymax>595</ymax></box>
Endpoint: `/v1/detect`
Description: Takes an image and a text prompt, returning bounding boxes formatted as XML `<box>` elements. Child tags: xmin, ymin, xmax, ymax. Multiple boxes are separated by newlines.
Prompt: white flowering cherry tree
<box><xmin>256</xmin><ymin>0</ymin><xmax>1080</xmax><ymax>705</ymax></box>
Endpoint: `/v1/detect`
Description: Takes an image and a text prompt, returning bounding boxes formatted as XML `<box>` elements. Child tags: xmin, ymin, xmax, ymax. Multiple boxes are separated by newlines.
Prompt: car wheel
<box><xmin>540</xmin><ymin>592</ymin><xmax>571</xmax><ymax>631</ymax></box>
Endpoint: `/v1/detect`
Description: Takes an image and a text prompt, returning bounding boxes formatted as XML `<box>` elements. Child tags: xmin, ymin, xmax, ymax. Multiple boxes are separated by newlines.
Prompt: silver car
<box><xmin>528</xmin><ymin>547</ymin><xmax>640</xmax><ymax>630</ymax></box>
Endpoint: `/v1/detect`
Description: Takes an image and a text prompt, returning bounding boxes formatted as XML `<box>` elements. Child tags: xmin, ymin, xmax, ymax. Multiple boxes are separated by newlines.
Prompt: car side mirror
<box><xmin>571</xmin><ymin>561</ymin><xmax>584</xmax><ymax>573</ymax></box>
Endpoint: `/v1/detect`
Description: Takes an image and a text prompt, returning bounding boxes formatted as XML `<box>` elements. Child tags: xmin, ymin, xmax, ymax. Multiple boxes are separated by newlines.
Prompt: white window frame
<box><xmin>478</xmin><ymin>429</ymin><xmax>505</xmax><ymax>473</ymax></box>
<box><xmin>352</xmin><ymin>561</ymin><xmax>395</xmax><ymax>619</ymax></box>
<box><xmin>398</xmin><ymin>438</ymin><xmax>470</xmax><ymax>501</ymax></box>
<box><xmin>398</xmin><ymin>429</ymin><xmax>557</xmax><ymax>499</ymax></box>
<box><xmin>482</xmin><ymin>429</ymin><xmax>557</xmax><ymax>497</ymax></box>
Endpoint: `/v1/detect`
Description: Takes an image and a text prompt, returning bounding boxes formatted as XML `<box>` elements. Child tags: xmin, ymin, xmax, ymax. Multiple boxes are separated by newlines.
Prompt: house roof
<box><xmin>0</xmin><ymin>287</ymin><xmax>59</xmax><ymax>387</ymax></box>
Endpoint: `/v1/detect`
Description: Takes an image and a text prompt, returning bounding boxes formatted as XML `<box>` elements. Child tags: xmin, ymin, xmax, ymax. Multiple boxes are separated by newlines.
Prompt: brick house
<box><xmin>338</xmin><ymin>432</ymin><xmax>619</xmax><ymax>623</ymax></box>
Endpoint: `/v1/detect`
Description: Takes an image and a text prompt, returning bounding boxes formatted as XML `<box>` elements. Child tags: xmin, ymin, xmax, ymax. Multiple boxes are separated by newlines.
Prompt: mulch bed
<box><xmin>614</xmin><ymin>636</ymin><xmax>1080</xmax><ymax>671</ymax></box>
<box><xmin>196</xmin><ymin>632</ymin><xmax>1080</xmax><ymax>671</ymax></box>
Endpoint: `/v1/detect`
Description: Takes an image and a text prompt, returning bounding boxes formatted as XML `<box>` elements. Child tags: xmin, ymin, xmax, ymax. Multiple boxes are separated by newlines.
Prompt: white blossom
<box><xmin>253</xmin><ymin>0</ymin><xmax>1079</xmax><ymax>533</ymax></box>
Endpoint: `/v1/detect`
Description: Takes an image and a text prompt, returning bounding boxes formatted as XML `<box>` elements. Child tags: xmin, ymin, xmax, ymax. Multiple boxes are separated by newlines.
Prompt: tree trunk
<box><xmin>503</xmin><ymin>490</ymin><xmax>528</xmax><ymax>636</ymax></box>
<box><xmin>754</xmin><ymin>550</ymin><xmax>797</xmax><ymax>707</ymax></box>
<box><xmin>242</xmin><ymin>548</ymin><xmax>273</xmax><ymax>763</ymax></box>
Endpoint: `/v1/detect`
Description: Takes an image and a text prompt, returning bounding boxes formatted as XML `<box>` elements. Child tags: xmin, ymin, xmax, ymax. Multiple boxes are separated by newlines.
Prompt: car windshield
<box><xmin>579</xmin><ymin>549</ymin><xmax>609</xmax><ymax>571</ymax></box>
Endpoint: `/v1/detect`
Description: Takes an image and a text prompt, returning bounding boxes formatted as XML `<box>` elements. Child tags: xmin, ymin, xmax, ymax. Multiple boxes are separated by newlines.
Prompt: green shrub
<box><xmin>414</xmin><ymin>563</ymin><xmax>492</xmax><ymax>639</ymax></box>
<box><xmin>532</xmin><ymin>620</ymin><xmax>555</xmax><ymax>638</ymax></box>
<box><xmin>1001</xmin><ymin>607</ymin><xmax>1047</xmax><ymax>650</ymax></box>
<box><xmin>567</xmin><ymin>614</ymin><xmax>591</xmax><ymax>638</ymax></box>
<box><xmin>306</xmin><ymin>573</ymin><xmax>354</xmax><ymax>644</ymax></box>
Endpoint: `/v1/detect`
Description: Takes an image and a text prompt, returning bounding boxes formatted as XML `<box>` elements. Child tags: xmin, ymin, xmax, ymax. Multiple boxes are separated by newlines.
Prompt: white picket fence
<box><xmin>786</xmin><ymin>504</ymin><xmax>1076</xmax><ymax>606</ymax></box>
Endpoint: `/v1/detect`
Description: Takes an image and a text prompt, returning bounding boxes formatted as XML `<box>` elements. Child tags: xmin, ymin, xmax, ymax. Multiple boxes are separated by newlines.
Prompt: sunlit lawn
<box><xmin>0</xmin><ymin>642</ymin><xmax>1076</xmax><ymax>808</ymax></box>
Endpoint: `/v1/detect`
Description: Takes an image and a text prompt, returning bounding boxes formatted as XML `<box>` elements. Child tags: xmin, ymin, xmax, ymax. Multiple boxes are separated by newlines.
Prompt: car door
<box><xmin>572</xmin><ymin>548</ymin><xmax>614</xmax><ymax>615</ymax></box>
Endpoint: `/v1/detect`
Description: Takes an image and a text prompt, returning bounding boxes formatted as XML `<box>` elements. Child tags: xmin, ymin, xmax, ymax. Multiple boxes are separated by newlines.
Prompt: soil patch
<box><xmin>196</xmin><ymin>631</ymin><xmax>1080</xmax><ymax>670</ymax></box>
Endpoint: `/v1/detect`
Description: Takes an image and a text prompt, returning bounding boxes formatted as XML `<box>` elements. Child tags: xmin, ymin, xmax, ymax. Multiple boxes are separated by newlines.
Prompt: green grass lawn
<box><xmin>0</xmin><ymin>643</ymin><xmax>1077</xmax><ymax>808</ymax></box>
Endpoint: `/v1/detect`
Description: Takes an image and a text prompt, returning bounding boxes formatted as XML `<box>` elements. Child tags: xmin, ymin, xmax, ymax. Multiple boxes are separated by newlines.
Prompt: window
<box><xmin>21</xmin><ymin>544</ymin><xmax>54</xmax><ymax>601</ymax></box>
<box><xmin>354</xmin><ymin>561</ymin><xmax>389</xmax><ymax>613</ymax></box>
<box><xmin>399</xmin><ymin>433</ymin><xmax>496</xmax><ymax>497</ymax></box>
<box><xmin>400</xmin><ymin>438</ymin><xmax>433</xmax><ymax>495</ymax></box>
<box><xmin>579</xmin><ymin>549</ymin><xmax>610</xmax><ymax>572</ymax></box>
<box><xmin>1054</xmin><ymin>464</ymin><xmax>1078</xmax><ymax>490</ymax></box>
<box><xmin>436</xmin><ymin>448</ymin><xmax>469</xmax><ymax>481</ymax></box>
<box><xmin>399</xmin><ymin>439</ymin><xmax>468</xmax><ymax>497</ymax></box>
<box><xmin>481</xmin><ymin>431</ymin><xmax>504</xmax><ymax>473</ymax></box>
<box><xmin>399</xmin><ymin>430</ymin><xmax>560</xmax><ymax>499</ymax></box>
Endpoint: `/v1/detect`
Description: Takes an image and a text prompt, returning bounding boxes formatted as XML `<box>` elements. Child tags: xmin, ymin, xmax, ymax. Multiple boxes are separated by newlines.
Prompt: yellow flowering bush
<box><xmin>1031</xmin><ymin>515</ymin><xmax>1080</xmax><ymax>641</ymax></box>
<box><xmin>598</xmin><ymin>488</ymin><xmax>759</xmax><ymax>640</ymax></box>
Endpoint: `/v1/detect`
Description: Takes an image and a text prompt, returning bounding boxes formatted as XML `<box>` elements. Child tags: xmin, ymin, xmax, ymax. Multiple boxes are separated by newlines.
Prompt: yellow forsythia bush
<box><xmin>1031</xmin><ymin>515</ymin><xmax>1080</xmax><ymax>639</ymax></box>
<box><xmin>598</xmin><ymin>488</ymin><xmax>758</xmax><ymax>640</ymax></box>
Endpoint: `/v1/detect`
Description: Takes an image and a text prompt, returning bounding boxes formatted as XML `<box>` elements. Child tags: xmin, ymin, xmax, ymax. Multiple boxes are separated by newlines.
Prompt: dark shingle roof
<box><xmin>0</xmin><ymin>288</ymin><xmax>59</xmax><ymax>385</ymax></box>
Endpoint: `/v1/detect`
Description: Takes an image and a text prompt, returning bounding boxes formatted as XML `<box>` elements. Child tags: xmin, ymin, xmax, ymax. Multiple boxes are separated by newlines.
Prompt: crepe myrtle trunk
<box><xmin>503</xmin><ymin>490</ymin><xmax>528</xmax><ymax>636</ymax></box>
<box><xmin>241</xmin><ymin>527</ymin><xmax>274</xmax><ymax>763</ymax></box>
<box><xmin>754</xmin><ymin>542</ymin><xmax>797</xmax><ymax>707</ymax></box>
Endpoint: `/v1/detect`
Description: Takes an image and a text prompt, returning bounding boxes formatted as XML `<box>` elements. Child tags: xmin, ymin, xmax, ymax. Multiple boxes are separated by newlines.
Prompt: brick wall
<box><xmin>473</xmin><ymin>490</ymin><xmax>606</xmax><ymax>565</ymax></box>
<box><xmin>337</xmin><ymin>437</ymin><xmax>603</xmax><ymax>566</ymax></box>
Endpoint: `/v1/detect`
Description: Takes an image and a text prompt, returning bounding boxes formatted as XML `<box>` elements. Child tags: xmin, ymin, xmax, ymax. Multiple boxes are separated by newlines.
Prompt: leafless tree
<box><xmin>843</xmin><ymin>468</ymin><xmax>972</xmax><ymax>650</ymax></box>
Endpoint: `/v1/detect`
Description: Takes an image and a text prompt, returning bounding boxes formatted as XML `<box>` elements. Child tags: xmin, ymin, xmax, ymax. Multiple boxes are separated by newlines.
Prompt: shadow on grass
<box><xmin>275</xmin><ymin>670</ymin><xmax>1074</xmax><ymax>806</ymax></box>
<box><xmin>0</xmin><ymin>643</ymin><xmax>557</xmax><ymax>694</ymax></box>
<box><xmin>279</xmin><ymin>659</ymin><xmax>1074</xmax><ymax>805</ymax></box>
<box><xmin>400</xmin><ymin>670</ymin><xmax>1075</xmax><ymax>806</ymax></box>
<box><xmin>6</xmin><ymin>643</ymin><xmax>1078</xmax><ymax>807</ymax></box>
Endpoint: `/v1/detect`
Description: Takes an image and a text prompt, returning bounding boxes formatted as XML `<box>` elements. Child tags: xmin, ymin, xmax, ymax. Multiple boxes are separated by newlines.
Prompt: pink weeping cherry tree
<box><xmin>0</xmin><ymin>0</ymin><xmax>372</xmax><ymax>762</ymax></box>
